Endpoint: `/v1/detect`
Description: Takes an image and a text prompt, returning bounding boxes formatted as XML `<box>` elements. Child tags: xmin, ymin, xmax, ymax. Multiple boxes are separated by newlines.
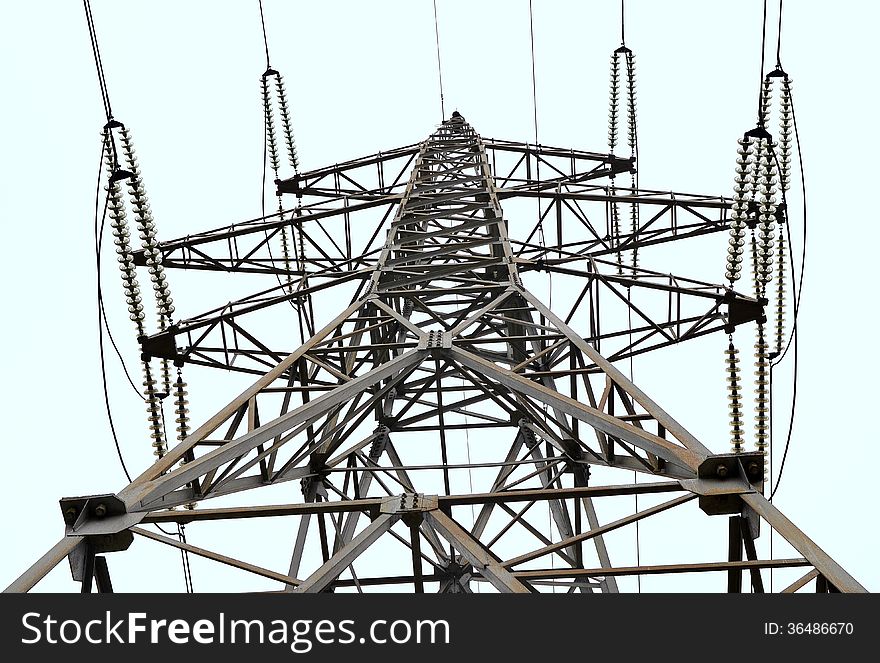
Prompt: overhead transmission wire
<box><xmin>769</xmin><ymin>61</ymin><xmax>805</xmax><ymax>503</ymax></box>
<box><xmin>432</xmin><ymin>0</ymin><xmax>446</xmax><ymax>120</ymax></box>
<box><xmin>84</xmin><ymin>0</ymin><xmax>133</xmax><ymax>484</ymax></box>
<box><xmin>83</xmin><ymin>0</ymin><xmax>194</xmax><ymax>591</ymax></box>
<box><xmin>526</xmin><ymin>0</ymin><xmax>556</xmax><ymax>591</ymax></box>
<box><xmin>257</xmin><ymin>0</ymin><xmax>309</xmax><ymax>343</ymax></box>
<box><xmin>609</xmin><ymin>0</ymin><xmax>642</xmax><ymax>593</ymax></box>
<box><xmin>93</xmin><ymin>145</ymin><xmax>133</xmax><ymax>484</ymax></box>
<box><xmin>625</xmin><ymin>0</ymin><xmax>641</xmax><ymax>594</ymax></box>
<box><xmin>725</xmin><ymin>0</ymin><xmax>800</xmax><ymax>590</ymax></box>
<box><xmin>747</xmin><ymin>0</ymin><xmax>804</xmax><ymax>505</ymax></box>
<box><xmin>431</xmin><ymin>8</ymin><xmax>475</xmax><ymax>578</ymax></box>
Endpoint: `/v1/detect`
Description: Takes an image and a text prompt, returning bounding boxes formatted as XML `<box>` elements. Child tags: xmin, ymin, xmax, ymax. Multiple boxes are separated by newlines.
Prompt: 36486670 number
<box><xmin>787</xmin><ymin>623</ymin><xmax>853</xmax><ymax>635</ymax></box>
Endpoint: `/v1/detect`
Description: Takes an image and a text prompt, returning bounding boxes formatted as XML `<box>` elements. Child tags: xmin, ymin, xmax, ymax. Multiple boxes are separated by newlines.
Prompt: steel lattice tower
<box><xmin>6</xmin><ymin>113</ymin><xmax>865</xmax><ymax>594</ymax></box>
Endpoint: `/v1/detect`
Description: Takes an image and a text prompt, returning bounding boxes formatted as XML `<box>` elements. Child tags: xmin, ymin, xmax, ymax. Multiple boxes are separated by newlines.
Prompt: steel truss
<box><xmin>6</xmin><ymin>115</ymin><xmax>865</xmax><ymax>594</ymax></box>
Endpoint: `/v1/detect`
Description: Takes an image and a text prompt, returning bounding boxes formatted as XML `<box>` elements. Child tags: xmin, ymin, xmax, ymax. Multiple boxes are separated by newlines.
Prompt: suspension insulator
<box><xmin>275</xmin><ymin>74</ymin><xmax>300</xmax><ymax>172</ymax></box>
<box><xmin>142</xmin><ymin>360</ymin><xmax>167</xmax><ymax>458</ymax></box>
<box><xmin>754</xmin><ymin>325</ymin><xmax>769</xmax><ymax>478</ymax></box>
<box><xmin>607</xmin><ymin>51</ymin><xmax>621</xmax><ymax>152</ymax></box>
<box><xmin>103</xmin><ymin>133</ymin><xmax>147</xmax><ymax>338</ymax></box>
<box><xmin>779</xmin><ymin>78</ymin><xmax>793</xmax><ymax>192</ymax></box>
<box><xmin>725</xmin><ymin>340</ymin><xmax>745</xmax><ymax>453</ymax></box>
<box><xmin>754</xmin><ymin>138</ymin><xmax>778</xmax><ymax>296</ymax></box>
<box><xmin>174</xmin><ymin>369</ymin><xmax>191</xmax><ymax>442</ymax></box>
<box><xmin>155</xmin><ymin>313</ymin><xmax>171</xmax><ymax>398</ymax></box>
<box><xmin>610</xmin><ymin>193</ymin><xmax>623</xmax><ymax>275</ymax></box>
<box><xmin>261</xmin><ymin>75</ymin><xmax>281</xmax><ymax>176</ymax></box>
<box><xmin>629</xmin><ymin>173</ymin><xmax>639</xmax><ymax>272</ymax></box>
<box><xmin>774</xmin><ymin>224</ymin><xmax>787</xmax><ymax>355</ymax></box>
<box><xmin>173</xmin><ymin>368</ymin><xmax>196</xmax><ymax>509</ymax></box>
<box><xmin>624</xmin><ymin>51</ymin><xmax>637</xmax><ymax>153</ymax></box>
<box><xmin>119</xmin><ymin>128</ymin><xmax>175</xmax><ymax>322</ymax></box>
<box><xmin>275</xmin><ymin>197</ymin><xmax>293</xmax><ymax>283</ymax></box>
<box><xmin>295</xmin><ymin>217</ymin><xmax>306</xmax><ymax>273</ymax></box>
<box><xmin>749</xmin><ymin>232</ymin><xmax>761</xmax><ymax>297</ymax></box>
<box><xmin>725</xmin><ymin>137</ymin><xmax>755</xmax><ymax>284</ymax></box>
<box><xmin>759</xmin><ymin>77</ymin><xmax>773</xmax><ymax>129</ymax></box>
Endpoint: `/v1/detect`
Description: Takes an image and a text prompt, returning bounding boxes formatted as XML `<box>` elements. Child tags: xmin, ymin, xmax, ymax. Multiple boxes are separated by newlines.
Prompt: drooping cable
<box><xmin>102</xmin><ymin>133</ymin><xmax>169</xmax><ymax>460</ymax></box>
<box><xmin>96</xmin><ymin>199</ymin><xmax>145</xmax><ymax>400</ymax></box>
<box><xmin>178</xmin><ymin>523</ymin><xmax>195</xmax><ymax>593</ymax></box>
<box><xmin>769</xmin><ymin>78</ymin><xmax>806</xmax><ymax>502</ymax></box>
<box><xmin>93</xmin><ymin>144</ymin><xmax>133</xmax><ymax>483</ymax></box>
<box><xmin>86</xmin><ymin>2</ymin><xmax>193</xmax><ymax>592</ymax></box>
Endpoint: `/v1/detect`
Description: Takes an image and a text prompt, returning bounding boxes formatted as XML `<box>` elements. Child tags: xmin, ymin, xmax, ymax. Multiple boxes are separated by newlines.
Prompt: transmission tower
<box><xmin>4</xmin><ymin>105</ymin><xmax>865</xmax><ymax>594</ymax></box>
<box><xmin>9</xmin><ymin>112</ymin><xmax>864</xmax><ymax>592</ymax></box>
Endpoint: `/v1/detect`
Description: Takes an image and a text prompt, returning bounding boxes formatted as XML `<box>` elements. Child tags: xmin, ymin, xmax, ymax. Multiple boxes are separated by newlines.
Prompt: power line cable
<box><xmin>769</xmin><ymin>91</ymin><xmax>806</xmax><ymax>502</ymax></box>
<box><xmin>432</xmin><ymin>0</ymin><xmax>446</xmax><ymax>120</ymax></box>
<box><xmin>93</xmin><ymin>145</ymin><xmax>133</xmax><ymax>484</ymax></box>
<box><xmin>83</xmin><ymin>0</ymin><xmax>113</xmax><ymax>122</ymax></box>
<box><xmin>258</xmin><ymin>0</ymin><xmax>271</xmax><ymax>70</ymax></box>
<box><xmin>85</xmin><ymin>0</ymin><xmax>196</xmax><ymax>589</ymax></box>
<box><xmin>775</xmin><ymin>0</ymin><xmax>784</xmax><ymax>66</ymax></box>
<box><xmin>528</xmin><ymin>0</ymin><xmax>539</xmax><ymax>144</ymax></box>
<box><xmin>757</xmin><ymin>0</ymin><xmax>768</xmax><ymax>123</ymax></box>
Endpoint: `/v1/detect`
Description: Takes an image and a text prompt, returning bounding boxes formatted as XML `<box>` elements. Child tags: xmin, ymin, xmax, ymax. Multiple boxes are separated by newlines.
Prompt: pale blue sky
<box><xmin>1</xmin><ymin>1</ymin><xmax>876</xmax><ymax>592</ymax></box>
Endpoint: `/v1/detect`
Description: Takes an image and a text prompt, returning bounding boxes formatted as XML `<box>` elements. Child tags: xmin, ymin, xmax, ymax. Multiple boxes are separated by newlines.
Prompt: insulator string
<box><xmin>93</xmin><ymin>142</ymin><xmax>133</xmax><ymax>483</ymax></box>
<box><xmin>726</xmin><ymin>339</ymin><xmax>745</xmax><ymax>453</ymax></box>
<box><xmin>754</xmin><ymin>324</ymin><xmax>769</xmax><ymax>478</ymax></box>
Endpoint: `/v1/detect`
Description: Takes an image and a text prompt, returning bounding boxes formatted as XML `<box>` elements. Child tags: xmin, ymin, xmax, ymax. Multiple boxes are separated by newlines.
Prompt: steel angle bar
<box><xmin>132</xmin><ymin>527</ymin><xmax>301</xmax><ymax>588</ymax></box>
<box><xmin>3</xmin><ymin>536</ymin><xmax>84</xmax><ymax>593</ymax></box>
<box><xmin>449</xmin><ymin>346</ymin><xmax>700</xmax><ymax>473</ymax></box>
<box><xmin>426</xmin><ymin>510</ymin><xmax>532</xmax><ymax>594</ymax></box>
<box><xmin>781</xmin><ymin>569</ymin><xmax>820</xmax><ymax>594</ymax></box>
<box><xmin>121</xmin><ymin>297</ymin><xmax>371</xmax><ymax>499</ymax></box>
<box><xmin>504</xmin><ymin>494</ymin><xmax>697</xmax><ymax>568</ymax></box>
<box><xmin>130</xmin><ymin>349</ymin><xmax>427</xmax><ymax>510</ymax></box>
<box><xmin>520</xmin><ymin>288</ymin><xmax>712</xmax><ymax>458</ymax></box>
<box><xmin>741</xmin><ymin>492</ymin><xmax>867</xmax><ymax>593</ymax></box>
<box><xmin>513</xmin><ymin>558</ymin><xmax>810</xmax><ymax>580</ymax></box>
<box><xmin>294</xmin><ymin>513</ymin><xmax>398</xmax><ymax>593</ymax></box>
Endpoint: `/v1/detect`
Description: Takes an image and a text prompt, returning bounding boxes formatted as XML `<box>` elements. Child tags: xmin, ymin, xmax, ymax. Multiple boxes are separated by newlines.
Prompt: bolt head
<box><xmin>716</xmin><ymin>464</ymin><xmax>729</xmax><ymax>478</ymax></box>
<box><xmin>94</xmin><ymin>503</ymin><xmax>108</xmax><ymax>518</ymax></box>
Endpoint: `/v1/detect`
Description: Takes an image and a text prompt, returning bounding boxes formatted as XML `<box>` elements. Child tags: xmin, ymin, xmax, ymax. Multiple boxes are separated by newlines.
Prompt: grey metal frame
<box><xmin>5</xmin><ymin>115</ymin><xmax>865</xmax><ymax>594</ymax></box>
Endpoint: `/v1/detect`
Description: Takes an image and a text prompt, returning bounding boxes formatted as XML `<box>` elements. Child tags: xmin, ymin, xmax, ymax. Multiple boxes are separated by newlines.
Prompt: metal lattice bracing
<box><xmin>6</xmin><ymin>115</ymin><xmax>865</xmax><ymax>594</ymax></box>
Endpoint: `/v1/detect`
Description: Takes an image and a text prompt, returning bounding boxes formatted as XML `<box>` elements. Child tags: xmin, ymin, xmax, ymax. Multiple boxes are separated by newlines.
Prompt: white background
<box><xmin>0</xmin><ymin>0</ymin><xmax>876</xmax><ymax>593</ymax></box>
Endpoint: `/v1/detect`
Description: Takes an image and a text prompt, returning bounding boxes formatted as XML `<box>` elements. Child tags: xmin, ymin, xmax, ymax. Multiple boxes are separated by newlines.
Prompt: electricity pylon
<box><xmin>6</xmin><ymin>114</ymin><xmax>865</xmax><ymax>593</ymax></box>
